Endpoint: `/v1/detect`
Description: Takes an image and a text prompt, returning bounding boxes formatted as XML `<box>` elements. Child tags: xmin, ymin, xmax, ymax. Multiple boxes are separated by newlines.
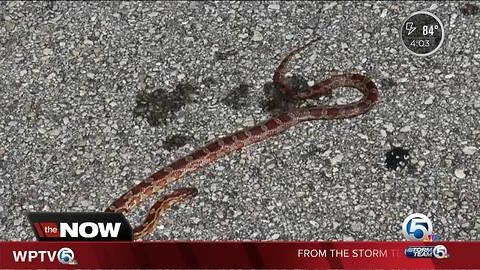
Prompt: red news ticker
<box><xmin>33</xmin><ymin>223</ymin><xmax>60</xmax><ymax>238</ymax></box>
<box><xmin>1</xmin><ymin>242</ymin><xmax>480</xmax><ymax>269</ymax></box>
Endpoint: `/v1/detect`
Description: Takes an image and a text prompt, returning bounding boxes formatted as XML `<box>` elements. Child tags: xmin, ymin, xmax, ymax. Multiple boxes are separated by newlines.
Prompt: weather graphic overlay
<box><xmin>404</xmin><ymin>245</ymin><xmax>450</xmax><ymax>259</ymax></box>
<box><xmin>400</xmin><ymin>10</ymin><xmax>445</xmax><ymax>56</ymax></box>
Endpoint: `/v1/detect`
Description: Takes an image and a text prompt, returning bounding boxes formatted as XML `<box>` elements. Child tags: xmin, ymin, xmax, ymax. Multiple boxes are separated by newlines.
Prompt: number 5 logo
<box><xmin>402</xmin><ymin>213</ymin><xmax>433</xmax><ymax>241</ymax></box>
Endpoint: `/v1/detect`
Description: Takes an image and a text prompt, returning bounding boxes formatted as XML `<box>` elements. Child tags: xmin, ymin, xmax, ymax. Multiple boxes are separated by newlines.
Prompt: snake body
<box><xmin>105</xmin><ymin>38</ymin><xmax>379</xmax><ymax>240</ymax></box>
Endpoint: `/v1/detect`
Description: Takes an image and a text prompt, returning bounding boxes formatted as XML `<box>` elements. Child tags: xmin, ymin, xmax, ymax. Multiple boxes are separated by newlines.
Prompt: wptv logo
<box><xmin>27</xmin><ymin>212</ymin><xmax>133</xmax><ymax>241</ymax></box>
<box><xmin>12</xmin><ymin>247</ymin><xmax>77</xmax><ymax>265</ymax></box>
<box><xmin>402</xmin><ymin>213</ymin><xmax>449</xmax><ymax>259</ymax></box>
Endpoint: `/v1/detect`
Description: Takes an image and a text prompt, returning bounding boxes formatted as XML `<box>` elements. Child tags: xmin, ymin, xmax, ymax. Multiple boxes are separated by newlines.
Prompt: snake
<box><xmin>105</xmin><ymin>38</ymin><xmax>379</xmax><ymax>240</ymax></box>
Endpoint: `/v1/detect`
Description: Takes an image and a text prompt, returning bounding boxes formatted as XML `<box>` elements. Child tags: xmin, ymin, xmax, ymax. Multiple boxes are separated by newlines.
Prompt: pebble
<box><xmin>268</xmin><ymin>4</ymin><xmax>280</xmax><ymax>10</ymax></box>
<box><xmin>50</xmin><ymin>129</ymin><xmax>61</xmax><ymax>136</ymax></box>
<box><xmin>384</xmin><ymin>123</ymin><xmax>394</xmax><ymax>132</ymax></box>
<box><xmin>351</xmin><ymin>222</ymin><xmax>363</xmax><ymax>232</ymax></box>
<box><xmin>14</xmin><ymin>218</ymin><xmax>23</xmax><ymax>226</ymax></box>
<box><xmin>269</xmin><ymin>233</ymin><xmax>280</xmax><ymax>240</ymax></box>
<box><xmin>192</xmin><ymin>217</ymin><xmax>201</xmax><ymax>224</ymax></box>
<box><xmin>424</xmin><ymin>96</ymin><xmax>435</xmax><ymax>105</ymax></box>
<box><xmin>474</xmin><ymin>100</ymin><xmax>480</xmax><ymax>109</ymax></box>
<box><xmin>309</xmin><ymin>220</ymin><xmax>319</xmax><ymax>228</ymax></box>
<box><xmin>400</xmin><ymin>125</ymin><xmax>412</xmax><ymax>132</ymax></box>
<box><xmin>380</xmin><ymin>9</ymin><xmax>388</xmax><ymax>18</ymax></box>
<box><xmin>332</xmin><ymin>221</ymin><xmax>340</xmax><ymax>230</ymax></box>
<box><xmin>252</xmin><ymin>31</ymin><xmax>263</xmax><ymax>41</ymax></box>
<box><xmin>324</xmin><ymin>2</ymin><xmax>336</xmax><ymax>10</ymax></box>
<box><xmin>43</xmin><ymin>48</ymin><xmax>53</xmax><ymax>55</ymax></box>
<box><xmin>296</xmin><ymin>191</ymin><xmax>305</xmax><ymax>197</ymax></box>
<box><xmin>177</xmin><ymin>73</ymin><xmax>186</xmax><ymax>80</ymax></box>
<box><xmin>4</xmin><ymin>21</ymin><xmax>16</xmax><ymax>31</ymax></box>
<box><xmin>357</xmin><ymin>133</ymin><xmax>368</xmax><ymax>140</ymax></box>
<box><xmin>454</xmin><ymin>169</ymin><xmax>466</xmax><ymax>179</ymax></box>
<box><xmin>233</xmin><ymin>210</ymin><xmax>242</xmax><ymax>218</ymax></box>
<box><xmin>330</xmin><ymin>153</ymin><xmax>344</xmax><ymax>165</ymax></box>
<box><xmin>462</xmin><ymin>146</ymin><xmax>477</xmax><ymax>155</ymax></box>
<box><xmin>81</xmin><ymin>200</ymin><xmax>91</xmax><ymax>207</ymax></box>
<box><xmin>243</xmin><ymin>116</ymin><xmax>255</xmax><ymax>127</ymax></box>
<box><xmin>354</xmin><ymin>205</ymin><xmax>367</xmax><ymax>211</ymax></box>
<box><xmin>450</xmin><ymin>13</ymin><xmax>457</xmax><ymax>26</ymax></box>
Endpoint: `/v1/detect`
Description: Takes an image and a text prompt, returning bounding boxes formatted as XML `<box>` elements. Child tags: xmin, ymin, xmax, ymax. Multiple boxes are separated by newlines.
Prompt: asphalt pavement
<box><xmin>0</xmin><ymin>1</ymin><xmax>478</xmax><ymax>240</ymax></box>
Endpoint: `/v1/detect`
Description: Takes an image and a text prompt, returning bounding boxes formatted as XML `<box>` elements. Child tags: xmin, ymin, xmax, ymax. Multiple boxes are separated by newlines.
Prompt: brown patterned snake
<box><xmin>105</xmin><ymin>38</ymin><xmax>379</xmax><ymax>240</ymax></box>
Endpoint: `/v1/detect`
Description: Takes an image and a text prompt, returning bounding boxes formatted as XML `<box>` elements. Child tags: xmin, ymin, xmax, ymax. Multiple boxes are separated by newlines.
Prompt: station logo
<box><xmin>27</xmin><ymin>212</ymin><xmax>133</xmax><ymax>241</ymax></box>
<box><xmin>402</xmin><ymin>213</ymin><xmax>435</xmax><ymax>241</ymax></box>
<box><xmin>12</xmin><ymin>247</ymin><xmax>78</xmax><ymax>265</ymax></box>
<box><xmin>402</xmin><ymin>213</ymin><xmax>448</xmax><ymax>259</ymax></box>
<box><xmin>57</xmin><ymin>247</ymin><xmax>78</xmax><ymax>265</ymax></box>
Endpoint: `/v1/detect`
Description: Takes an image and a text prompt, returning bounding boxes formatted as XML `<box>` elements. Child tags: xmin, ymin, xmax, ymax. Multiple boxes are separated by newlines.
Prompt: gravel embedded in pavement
<box><xmin>0</xmin><ymin>1</ymin><xmax>479</xmax><ymax>241</ymax></box>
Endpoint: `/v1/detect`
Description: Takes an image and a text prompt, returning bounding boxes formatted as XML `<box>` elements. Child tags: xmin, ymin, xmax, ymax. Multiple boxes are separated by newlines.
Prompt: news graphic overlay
<box><xmin>432</xmin><ymin>245</ymin><xmax>449</xmax><ymax>259</ymax></box>
<box><xmin>402</xmin><ymin>213</ymin><xmax>433</xmax><ymax>241</ymax></box>
<box><xmin>57</xmin><ymin>247</ymin><xmax>78</xmax><ymax>265</ymax></box>
<box><xmin>4</xmin><ymin>242</ymin><xmax>477</xmax><ymax>269</ymax></box>
<box><xmin>405</xmin><ymin>245</ymin><xmax>449</xmax><ymax>259</ymax></box>
<box><xmin>11</xmin><ymin>246</ymin><xmax>78</xmax><ymax>265</ymax></box>
<box><xmin>400</xmin><ymin>10</ymin><xmax>445</xmax><ymax>56</ymax></box>
<box><xmin>27</xmin><ymin>212</ymin><xmax>133</xmax><ymax>241</ymax></box>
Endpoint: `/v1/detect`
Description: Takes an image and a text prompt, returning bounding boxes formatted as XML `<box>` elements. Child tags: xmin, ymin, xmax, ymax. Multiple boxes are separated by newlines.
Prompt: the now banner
<box><xmin>0</xmin><ymin>241</ymin><xmax>479</xmax><ymax>269</ymax></box>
